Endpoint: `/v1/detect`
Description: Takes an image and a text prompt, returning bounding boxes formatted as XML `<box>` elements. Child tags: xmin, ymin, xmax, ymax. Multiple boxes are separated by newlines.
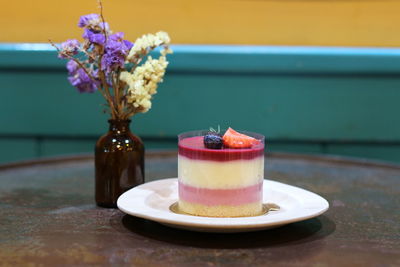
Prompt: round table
<box><xmin>0</xmin><ymin>151</ymin><xmax>399</xmax><ymax>266</ymax></box>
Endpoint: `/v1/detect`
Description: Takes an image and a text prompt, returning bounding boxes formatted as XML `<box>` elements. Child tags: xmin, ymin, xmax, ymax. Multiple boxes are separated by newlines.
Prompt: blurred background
<box><xmin>0</xmin><ymin>0</ymin><xmax>399</xmax><ymax>164</ymax></box>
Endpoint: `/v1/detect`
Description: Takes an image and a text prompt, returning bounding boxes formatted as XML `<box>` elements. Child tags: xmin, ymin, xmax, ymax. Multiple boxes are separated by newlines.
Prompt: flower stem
<box><xmin>112</xmin><ymin>72</ymin><xmax>122</xmax><ymax>118</ymax></box>
<box><xmin>49</xmin><ymin>40</ymin><xmax>97</xmax><ymax>82</ymax></box>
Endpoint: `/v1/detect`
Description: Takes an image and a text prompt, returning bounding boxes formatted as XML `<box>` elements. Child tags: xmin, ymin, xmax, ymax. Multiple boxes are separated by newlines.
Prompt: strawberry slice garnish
<box><xmin>222</xmin><ymin>127</ymin><xmax>260</xmax><ymax>148</ymax></box>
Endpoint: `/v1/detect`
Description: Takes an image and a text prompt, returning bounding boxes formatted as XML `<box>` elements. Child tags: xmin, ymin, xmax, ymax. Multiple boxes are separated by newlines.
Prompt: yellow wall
<box><xmin>1</xmin><ymin>0</ymin><xmax>400</xmax><ymax>47</ymax></box>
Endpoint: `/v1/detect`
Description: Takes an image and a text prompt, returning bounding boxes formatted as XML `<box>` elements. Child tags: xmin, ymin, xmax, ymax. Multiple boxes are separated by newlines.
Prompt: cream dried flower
<box><xmin>127</xmin><ymin>31</ymin><xmax>171</xmax><ymax>61</ymax></box>
<box><xmin>120</xmin><ymin>55</ymin><xmax>169</xmax><ymax>113</ymax></box>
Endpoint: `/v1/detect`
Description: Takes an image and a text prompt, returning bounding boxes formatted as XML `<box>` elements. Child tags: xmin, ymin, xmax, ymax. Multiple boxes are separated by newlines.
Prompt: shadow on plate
<box><xmin>119</xmin><ymin>214</ymin><xmax>336</xmax><ymax>249</ymax></box>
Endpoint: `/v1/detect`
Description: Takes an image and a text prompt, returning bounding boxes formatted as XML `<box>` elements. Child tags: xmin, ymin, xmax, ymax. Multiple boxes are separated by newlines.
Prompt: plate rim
<box><xmin>117</xmin><ymin>178</ymin><xmax>329</xmax><ymax>231</ymax></box>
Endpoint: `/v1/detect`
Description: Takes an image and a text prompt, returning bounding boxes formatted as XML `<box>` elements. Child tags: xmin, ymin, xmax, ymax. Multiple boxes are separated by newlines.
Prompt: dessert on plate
<box><xmin>178</xmin><ymin>127</ymin><xmax>265</xmax><ymax>217</ymax></box>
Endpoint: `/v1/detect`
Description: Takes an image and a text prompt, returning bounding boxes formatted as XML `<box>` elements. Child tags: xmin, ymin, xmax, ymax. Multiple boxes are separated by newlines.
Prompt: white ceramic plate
<box><xmin>117</xmin><ymin>178</ymin><xmax>329</xmax><ymax>233</ymax></box>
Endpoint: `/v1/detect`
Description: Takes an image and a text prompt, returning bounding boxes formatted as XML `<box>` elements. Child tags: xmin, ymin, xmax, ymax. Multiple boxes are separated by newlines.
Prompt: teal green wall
<box><xmin>1</xmin><ymin>44</ymin><xmax>399</xmax><ymax>163</ymax></box>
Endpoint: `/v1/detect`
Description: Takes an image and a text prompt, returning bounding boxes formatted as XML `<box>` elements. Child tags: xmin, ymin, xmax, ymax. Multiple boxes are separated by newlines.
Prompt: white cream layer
<box><xmin>178</xmin><ymin>155</ymin><xmax>264</xmax><ymax>189</ymax></box>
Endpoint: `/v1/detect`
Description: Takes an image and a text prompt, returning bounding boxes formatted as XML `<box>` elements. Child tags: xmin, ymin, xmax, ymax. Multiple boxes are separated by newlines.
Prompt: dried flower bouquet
<box><xmin>51</xmin><ymin>3</ymin><xmax>172</xmax><ymax>120</ymax></box>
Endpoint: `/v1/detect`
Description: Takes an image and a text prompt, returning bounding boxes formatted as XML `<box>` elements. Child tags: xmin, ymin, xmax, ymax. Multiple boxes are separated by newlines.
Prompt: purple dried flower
<box><xmin>109</xmin><ymin>32</ymin><xmax>124</xmax><ymax>41</ymax></box>
<box><xmin>100</xmin><ymin>33</ymin><xmax>132</xmax><ymax>73</ymax></box>
<box><xmin>123</xmin><ymin>40</ymin><xmax>133</xmax><ymax>50</ymax></box>
<box><xmin>101</xmin><ymin>54</ymin><xmax>124</xmax><ymax>73</ymax></box>
<box><xmin>78</xmin><ymin>14</ymin><xmax>100</xmax><ymax>28</ymax></box>
<box><xmin>101</xmin><ymin>42</ymin><xmax>126</xmax><ymax>72</ymax></box>
<box><xmin>100</xmin><ymin>22</ymin><xmax>110</xmax><ymax>31</ymax></box>
<box><xmin>66</xmin><ymin>60</ymin><xmax>79</xmax><ymax>74</ymax></box>
<box><xmin>82</xmin><ymin>29</ymin><xmax>105</xmax><ymax>45</ymax></box>
<box><xmin>110</xmin><ymin>32</ymin><xmax>132</xmax><ymax>49</ymax></box>
<box><xmin>58</xmin><ymin>39</ymin><xmax>80</xmax><ymax>59</ymax></box>
<box><xmin>66</xmin><ymin>62</ymin><xmax>98</xmax><ymax>93</ymax></box>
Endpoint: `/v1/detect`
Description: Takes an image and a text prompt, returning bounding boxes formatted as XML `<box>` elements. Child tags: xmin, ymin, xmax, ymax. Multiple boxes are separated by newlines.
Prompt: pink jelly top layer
<box><xmin>178</xmin><ymin>136</ymin><xmax>264</xmax><ymax>161</ymax></box>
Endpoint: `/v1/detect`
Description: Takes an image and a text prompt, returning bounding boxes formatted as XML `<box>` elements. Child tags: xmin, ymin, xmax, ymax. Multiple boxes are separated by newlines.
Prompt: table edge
<box><xmin>0</xmin><ymin>150</ymin><xmax>399</xmax><ymax>171</ymax></box>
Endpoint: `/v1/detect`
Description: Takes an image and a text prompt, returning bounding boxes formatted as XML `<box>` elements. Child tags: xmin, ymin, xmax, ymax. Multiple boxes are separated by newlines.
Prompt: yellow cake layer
<box><xmin>178</xmin><ymin>200</ymin><xmax>263</xmax><ymax>217</ymax></box>
<box><xmin>178</xmin><ymin>155</ymin><xmax>264</xmax><ymax>189</ymax></box>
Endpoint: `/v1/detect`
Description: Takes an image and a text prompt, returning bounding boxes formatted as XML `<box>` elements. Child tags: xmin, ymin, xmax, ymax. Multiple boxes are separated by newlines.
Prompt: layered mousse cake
<box><xmin>178</xmin><ymin>128</ymin><xmax>265</xmax><ymax>217</ymax></box>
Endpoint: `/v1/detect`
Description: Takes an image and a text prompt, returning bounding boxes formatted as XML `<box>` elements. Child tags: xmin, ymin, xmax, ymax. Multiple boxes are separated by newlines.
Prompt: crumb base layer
<box><xmin>178</xmin><ymin>200</ymin><xmax>263</xmax><ymax>217</ymax></box>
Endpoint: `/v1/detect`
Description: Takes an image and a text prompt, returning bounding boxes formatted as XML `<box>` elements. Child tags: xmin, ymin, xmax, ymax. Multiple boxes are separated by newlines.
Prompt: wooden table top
<box><xmin>0</xmin><ymin>151</ymin><xmax>399</xmax><ymax>266</ymax></box>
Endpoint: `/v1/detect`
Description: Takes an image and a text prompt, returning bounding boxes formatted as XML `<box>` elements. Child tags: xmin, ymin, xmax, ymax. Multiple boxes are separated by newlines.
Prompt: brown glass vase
<box><xmin>95</xmin><ymin>119</ymin><xmax>144</xmax><ymax>208</ymax></box>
